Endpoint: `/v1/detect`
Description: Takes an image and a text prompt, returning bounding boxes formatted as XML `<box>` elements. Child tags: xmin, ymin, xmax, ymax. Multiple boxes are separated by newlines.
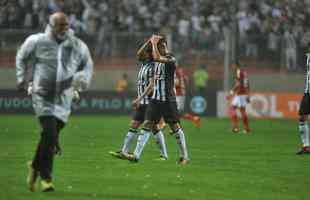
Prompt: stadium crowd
<box><xmin>1</xmin><ymin>0</ymin><xmax>310</xmax><ymax>68</ymax></box>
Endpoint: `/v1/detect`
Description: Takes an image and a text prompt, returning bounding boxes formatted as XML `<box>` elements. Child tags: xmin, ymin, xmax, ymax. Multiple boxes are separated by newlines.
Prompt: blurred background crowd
<box><xmin>1</xmin><ymin>0</ymin><xmax>310</xmax><ymax>66</ymax></box>
<box><xmin>1</xmin><ymin>0</ymin><xmax>310</xmax><ymax>92</ymax></box>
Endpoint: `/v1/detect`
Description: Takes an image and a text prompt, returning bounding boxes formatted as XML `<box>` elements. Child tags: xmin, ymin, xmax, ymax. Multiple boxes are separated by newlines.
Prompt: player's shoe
<box><xmin>242</xmin><ymin>128</ymin><xmax>251</xmax><ymax>134</ymax></box>
<box><xmin>178</xmin><ymin>157</ymin><xmax>190</xmax><ymax>165</ymax></box>
<box><xmin>296</xmin><ymin>146</ymin><xmax>310</xmax><ymax>155</ymax></box>
<box><xmin>232</xmin><ymin>127</ymin><xmax>239</xmax><ymax>133</ymax></box>
<box><xmin>109</xmin><ymin>151</ymin><xmax>131</xmax><ymax>160</ymax></box>
<box><xmin>193</xmin><ymin>116</ymin><xmax>201</xmax><ymax>128</ymax></box>
<box><xmin>122</xmin><ymin>153</ymin><xmax>139</xmax><ymax>163</ymax></box>
<box><xmin>156</xmin><ymin>155</ymin><xmax>168</xmax><ymax>161</ymax></box>
<box><xmin>41</xmin><ymin>180</ymin><xmax>55</xmax><ymax>192</ymax></box>
<box><xmin>125</xmin><ymin>154</ymin><xmax>139</xmax><ymax>163</ymax></box>
<box><xmin>27</xmin><ymin>161</ymin><xmax>38</xmax><ymax>192</ymax></box>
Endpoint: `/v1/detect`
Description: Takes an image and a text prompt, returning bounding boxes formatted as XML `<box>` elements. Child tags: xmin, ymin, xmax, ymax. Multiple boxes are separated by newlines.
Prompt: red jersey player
<box><xmin>227</xmin><ymin>63</ymin><xmax>250</xmax><ymax>133</ymax></box>
<box><xmin>175</xmin><ymin>65</ymin><xmax>200</xmax><ymax>128</ymax></box>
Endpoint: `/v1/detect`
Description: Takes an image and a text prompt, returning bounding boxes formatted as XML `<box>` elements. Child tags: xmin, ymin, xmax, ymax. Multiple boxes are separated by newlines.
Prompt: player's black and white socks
<box><xmin>175</xmin><ymin>128</ymin><xmax>189</xmax><ymax>160</ymax></box>
<box><xmin>154</xmin><ymin>130</ymin><xmax>168</xmax><ymax>159</ymax></box>
<box><xmin>121</xmin><ymin>128</ymin><xmax>138</xmax><ymax>154</ymax></box>
<box><xmin>299</xmin><ymin>122</ymin><xmax>310</xmax><ymax>147</ymax></box>
<box><xmin>133</xmin><ymin>128</ymin><xmax>151</xmax><ymax>160</ymax></box>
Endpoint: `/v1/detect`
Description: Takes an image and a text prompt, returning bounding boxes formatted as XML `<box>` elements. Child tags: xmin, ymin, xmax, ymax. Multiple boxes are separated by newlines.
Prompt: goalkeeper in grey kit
<box><xmin>16</xmin><ymin>12</ymin><xmax>93</xmax><ymax>192</ymax></box>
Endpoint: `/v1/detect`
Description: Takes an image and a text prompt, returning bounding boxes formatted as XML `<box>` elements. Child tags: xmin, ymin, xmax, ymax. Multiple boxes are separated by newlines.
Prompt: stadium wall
<box><xmin>0</xmin><ymin>89</ymin><xmax>303</xmax><ymax>119</ymax></box>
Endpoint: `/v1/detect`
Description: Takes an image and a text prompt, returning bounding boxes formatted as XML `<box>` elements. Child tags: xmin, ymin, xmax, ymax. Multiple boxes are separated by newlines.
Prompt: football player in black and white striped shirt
<box><xmin>109</xmin><ymin>38</ymin><xmax>168</xmax><ymax>160</ymax></box>
<box><xmin>128</xmin><ymin>35</ymin><xmax>190</xmax><ymax>164</ymax></box>
<box><xmin>297</xmin><ymin>45</ymin><xmax>310</xmax><ymax>154</ymax></box>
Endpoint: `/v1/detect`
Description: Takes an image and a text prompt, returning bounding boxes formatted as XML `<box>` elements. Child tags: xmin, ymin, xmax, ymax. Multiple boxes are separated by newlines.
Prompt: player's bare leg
<box><xmin>192</xmin><ymin>115</ymin><xmax>200</xmax><ymax>128</ymax></box>
<box><xmin>182</xmin><ymin>113</ymin><xmax>193</xmax><ymax>121</ymax></box>
<box><xmin>182</xmin><ymin>113</ymin><xmax>200</xmax><ymax>128</ymax></box>
<box><xmin>240</xmin><ymin>107</ymin><xmax>250</xmax><ymax>133</ymax></box>
<box><xmin>230</xmin><ymin>106</ymin><xmax>239</xmax><ymax>133</ymax></box>
<box><xmin>159</xmin><ymin>117</ymin><xmax>166</xmax><ymax>129</ymax></box>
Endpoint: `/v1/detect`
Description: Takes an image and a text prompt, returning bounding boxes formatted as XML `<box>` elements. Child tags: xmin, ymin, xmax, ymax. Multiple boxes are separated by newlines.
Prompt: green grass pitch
<box><xmin>1</xmin><ymin>115</ymin><xmax>310</xmax><ymax>200</ymax></box>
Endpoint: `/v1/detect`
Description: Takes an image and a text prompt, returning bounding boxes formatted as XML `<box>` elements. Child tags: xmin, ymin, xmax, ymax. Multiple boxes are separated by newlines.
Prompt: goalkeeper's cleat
<box><xmin>27</xmin><ymin>161</ymin><xmax>38</xmax><ymax>192</ymax></box>
<box><xmin>296</xmin><ymin>146</ymin><xmax>310</xmax><ymax>155</ymax></box>
<box><xmin>178</xmin><ymin>157</ymin><xmax>190</xmax><ymax>165</ymax></box>
<box><xmin>193</xmin><ymin>116</ymin><xmax>201</xmax><ymax>128</ymax></box>
<box><xmin>41</xmin><ymin>180</ymin><xmax>55</xmax><ymax>192</ymax></box>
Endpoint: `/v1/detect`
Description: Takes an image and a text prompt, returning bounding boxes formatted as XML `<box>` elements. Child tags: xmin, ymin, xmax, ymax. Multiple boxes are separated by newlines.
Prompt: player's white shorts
<box><xmin>176</xmin><ymin>96</ymin><xmax>186</xmax><ymax>112</ymax></box>
<box><xmin>231</xmin><ymin>95</ymin><xmax>247</xmax><ymax>108</ymax></box>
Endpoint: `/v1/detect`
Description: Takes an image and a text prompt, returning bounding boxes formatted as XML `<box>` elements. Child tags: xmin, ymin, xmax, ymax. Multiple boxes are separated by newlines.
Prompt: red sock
<box><xmin>240</xmin><ymin>107</ymin><xmax>249</xmax><ymax>131</ymax></box>
<box><xmin>230</xmin><ymin>107</ymin><xmax>238</xmax><ymax>129</ymax></box>
<box><xmin>182</xmin><ymin>113</ymin><xmax>194</xmax><ymax>121</ymax></box>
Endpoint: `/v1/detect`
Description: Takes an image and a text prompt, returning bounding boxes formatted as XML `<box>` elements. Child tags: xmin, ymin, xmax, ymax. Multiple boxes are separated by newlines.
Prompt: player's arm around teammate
<box><xmin>147</xmin><ymin>35</ymin><xmax>190</xmax><ymax>164</ymax></box>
